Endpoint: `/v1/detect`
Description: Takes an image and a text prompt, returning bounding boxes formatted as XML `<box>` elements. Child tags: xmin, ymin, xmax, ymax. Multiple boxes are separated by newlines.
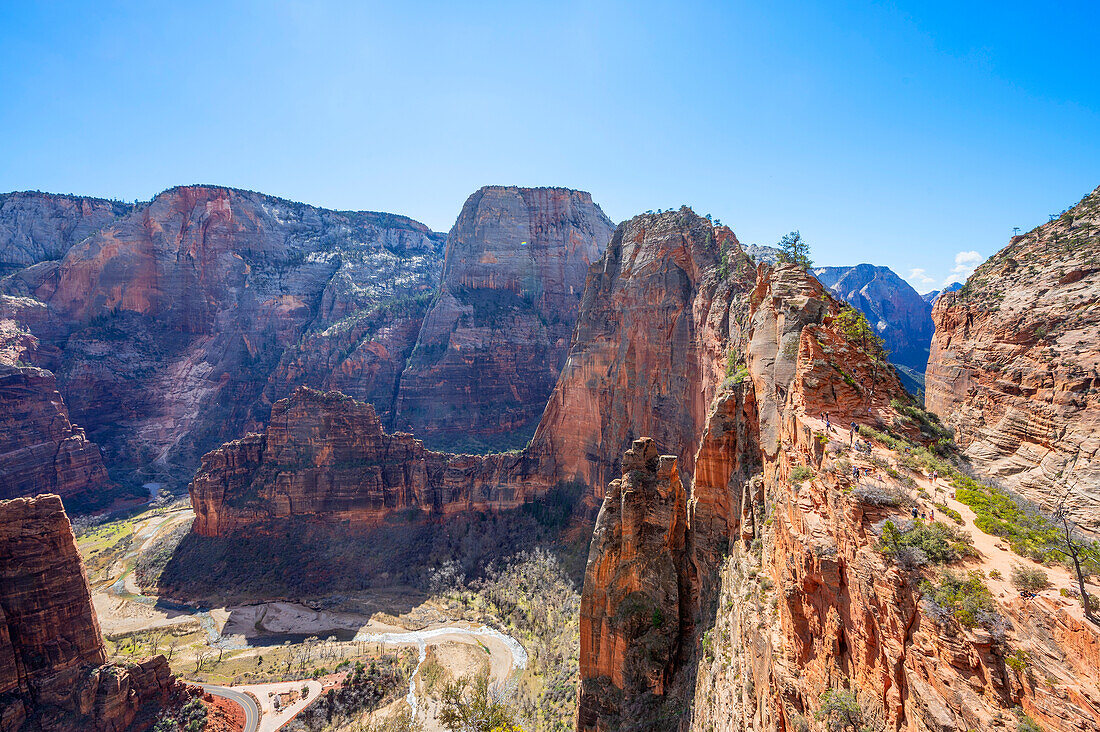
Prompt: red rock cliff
<box><xmin>1</xmin><ymin>185</ymin><xmax>445</xmax><ymax>495</ymax></box>
<box><xmin>189</xmin><ymin>387</ymin><xmax>546</xmax><ymax>537</ymax></box>
<box><xmin>0</xmin><ymin>494</ymin><xmax>180</xmax><ymax>731</ymax></box>
<box><xmin>532</xmin><ymin>208</ymin><xmax>756</xmax><ymax>499</ymax></box>
<box><xmin>927</xmin><ymin>184</ymin><xmax>1100</xmax><ymax>530</ymax></box>
<box><xmin>394</xmin><ymin>186</ymin><xmax>613</xmax><ymax>452</ymax></box>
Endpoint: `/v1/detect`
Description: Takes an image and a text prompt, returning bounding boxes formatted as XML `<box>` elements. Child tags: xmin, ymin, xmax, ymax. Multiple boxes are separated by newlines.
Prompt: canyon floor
<box><xmin>76</xmin><ymin>503</ymin><xmax>538</xmax><ymax>731</ymax></box>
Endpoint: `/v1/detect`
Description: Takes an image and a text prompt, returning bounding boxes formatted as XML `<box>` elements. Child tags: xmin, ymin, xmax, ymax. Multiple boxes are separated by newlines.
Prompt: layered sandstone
<box><xmin>1</xmin><ymin>185</ymin><xmax>445</xmax><ymax>494</ymax></box>
<box><xmin>0</xmin><ymin>494</ymin><xmax>179</xmax><ymax>731</ymax></box>
<box><xmin>0</xmin><ymin>365</ymin><xmax>112</xmax><ymax>507</ymax></box>
<box><xmin>927</xmin><ymin>185</ymin><xmax>1100</xmax><ymax>530</ymax></box>
<box><xmin>0</xmin><ymin>192</ymin><xmax>131</xmax><ymax>276</ymax></box>
<box><xmin>577</xmin><ymin>439</ymin><xmax>688</xmax><ymax>729</ymax></box>
<box><xmin>394</xmin><ymin>186</ymin><xmax>613</xmax><ymax>452</ymax></box>
<box><xmin>532</xmin><ymin>208</ymin><xmax>756</xmax><ymax>497</ymax></box>
<box><xmin>189</xmin><ymin>387</ymin><xmax>545</xmax><ymax>537</ymax></box>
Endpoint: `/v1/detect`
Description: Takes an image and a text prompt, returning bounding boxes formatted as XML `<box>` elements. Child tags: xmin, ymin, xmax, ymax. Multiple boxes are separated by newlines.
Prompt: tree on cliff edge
<box><xmin>776</xmin><ymin>230</ymin><xmax>813</xmax><ymax>269</ymax></box>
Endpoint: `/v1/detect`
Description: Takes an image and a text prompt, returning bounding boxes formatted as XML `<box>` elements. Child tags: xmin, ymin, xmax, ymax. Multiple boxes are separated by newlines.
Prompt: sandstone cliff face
<box><xmin>812</xmin><ymin>264</ymin><xmax>934</xmax><ymax>375</ymax></box>
<box><xmin>189</xmin><ymin>387</ymin><xmax>543</xmax><ymax>537</ymax></box>
<box><xmin>576</xmin><ymin>260</ymin><xmax>911</xmax><ymax>731</ymax></box>
<box><xmin>1</xmin><ymin>185</ymin><xmax>445</xmax><ymax>494</ymax></box>
<box><xmin>532</xmin><ymin>208</ymin><xmax>756</xmax><ymax>498</ymax></box>
<box><xmin>394</xmin><ymin>186</ymin><xmax>613</xmax><ymax>452</ymax></box>
<box><xmin>927</xmin><ymin>185</ymin><xmax>1100</xmax><ymax>530</ymax></box>
<box><xmin>0</xmin><ymin>365</ymin><xmax>113</xmax><ymax>508</ymax></box>
<box><xmin>0</xmin><ymin>494</ymin><xmax>179</xmax><ymax>731</ymax></box>
<box><xmin>577</xmin><ymin>439</ymin><xmax>689</xmax><ymax>729</ymax></box>
<box><xmin>0</xmin><ymin>192</ymin><xmax>131</xmax><ymax>276</ymax></box>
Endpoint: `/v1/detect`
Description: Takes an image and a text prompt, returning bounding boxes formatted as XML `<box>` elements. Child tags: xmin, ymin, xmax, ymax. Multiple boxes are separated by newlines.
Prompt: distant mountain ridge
<box><xmin>921</xmin><ymin>281</ymin><xmax>963</xmax><ymax>303</ymax></box>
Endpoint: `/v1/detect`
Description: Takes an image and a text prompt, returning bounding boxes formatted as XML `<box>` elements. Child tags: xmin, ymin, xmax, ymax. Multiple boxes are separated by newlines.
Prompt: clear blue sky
<box><xmin>2</xmin><ymin>1</ymin><xmax>1097</xmax><ymax>291</ymax></box>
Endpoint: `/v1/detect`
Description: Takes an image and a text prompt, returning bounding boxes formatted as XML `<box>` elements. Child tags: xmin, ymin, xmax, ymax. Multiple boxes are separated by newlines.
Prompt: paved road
<box><xmin>199</xmin><ymin>683</ymin><xmax>261</xmax><ymax>732</ymax></box>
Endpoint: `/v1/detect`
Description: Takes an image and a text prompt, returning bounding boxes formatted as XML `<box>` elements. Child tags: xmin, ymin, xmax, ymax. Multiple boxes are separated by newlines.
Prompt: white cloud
<box><xmin>908</xmin><ymin>268</ymin><xmax>935</xmax><ymax>287</ymax></box>
<box><xmin>944</xmin><ymin>250</ymin><xmax>984</xmax><ymax>287</ymax></box>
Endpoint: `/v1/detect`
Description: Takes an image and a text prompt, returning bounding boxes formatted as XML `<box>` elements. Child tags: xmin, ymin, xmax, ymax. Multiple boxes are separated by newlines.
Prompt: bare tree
<box><xmin>1051</xmin><ymin>495</ymin><xmax>1098</xmax><ymax>624</ymax></box>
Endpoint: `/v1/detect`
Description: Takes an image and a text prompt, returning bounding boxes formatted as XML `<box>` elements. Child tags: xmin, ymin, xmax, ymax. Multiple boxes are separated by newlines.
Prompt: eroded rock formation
<box><xmin>394</xmin><ymin>186</ymin><xmax>613</xmax><ymax>452</ymax></box>
<box><xmin>577</xmin><ymin>227</ymin><xmax>1100</xmax><ymax>730</ymax></box>
<box><xmin>0</xmin><ymin>494</ymin><xmax>180</xmax><ymax>731</ymax></box>
<box><xmin>927</xmin><ymin>185</ymin><xmax>1100</xmax><ymax>530</ymax></box>
<box><xmin>189</xmin><ymin>387</ymin><xmax>544</xmax><ymax>537</ymax></box>
<box><xmin>532</xmin><ymin>208</ymin><xmax>756</xmax><ymax>498</ymax></box>
<box><xmin>1</xmin><ymin>185</ymin><xmax>446</xmax><ymax>494</ymax></box>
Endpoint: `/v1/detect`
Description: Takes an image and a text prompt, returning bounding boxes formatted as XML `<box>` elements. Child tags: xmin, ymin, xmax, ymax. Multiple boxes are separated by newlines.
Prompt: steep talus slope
<box><xmin>927</xmin><ymin>185</ymin><xmax>1100</xmax><ymax>530</ymax></box>
<box><xmin>812</xmin><ymin>264</ymin><xmax>934</xmax><ymax>374</ymax></box>
<box><xmin>531</xmin><ymin>208</ymin><xmax>756</xmax><ymax>498</ymax></box>
<box><xmin>0</xmin><ymin>192</ymin><xmax>132</xmax><ymax>276</ymax></box>
<box><xmin>0</xmin><ymin>494</ymin><xmax>181</xmax><ymax>731</ymax></box>
<box><xmin>394</xmin><ymin>186</ymin><xmax>613</xmax><ymax>452</ymax></box>
<box><xmin>1</xmin><ymin>185</ymin><xmax>445</xmax><ymax>495</ymax></box>
<box><xmin>188</xmin><ymin>386</ymin><xmax>543</xmax><ymax>537</ymax></box>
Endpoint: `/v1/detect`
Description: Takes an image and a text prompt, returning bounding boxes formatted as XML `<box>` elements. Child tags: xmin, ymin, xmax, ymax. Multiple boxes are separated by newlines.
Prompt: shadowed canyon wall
<box><xmin>0</xmin><ymin>494</ymin><xmax>180</xmax><ymax>731</ymax></box>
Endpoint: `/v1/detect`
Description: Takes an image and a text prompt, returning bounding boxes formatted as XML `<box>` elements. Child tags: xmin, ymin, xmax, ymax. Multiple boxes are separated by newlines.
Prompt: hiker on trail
<box><xmin>849</xmin><ymin>422</ymin><xmax>856</xmax><ymax>445</ymax></box>
<box><xmin>824</xmin><ymin>412</ymin><xmax>831</xmax><ymax>432</ymax></box>
<box><xmin>852</xmin><ymin>465</ymin><xmax>859</xmax><ymax>483</ymax></box>
<box><xmin>931</xmin><ymin>470</ymin><xmax>938</xmax><ymax>484</ymax></box>
<box><xmin>911</xmin><ymin>507</ymin><xmax>918</xmax><ymax>519</ymax></box>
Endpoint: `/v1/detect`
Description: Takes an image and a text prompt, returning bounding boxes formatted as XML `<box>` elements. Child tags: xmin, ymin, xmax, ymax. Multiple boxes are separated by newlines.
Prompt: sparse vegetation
<box><xmin>922</xmin><ymin>570</ymin><xmax>1000</xmax><ymax>630</ymax></box>
<box><xmin>789</xmin><ymin>465</ymin><xmax>814</xmax><ymax>485</ymax></box>
<box><xmin>877</xmin><ymin>520</ymin><xmax>974</xmax><ymax>566</ymax></box>
<box><xmin>1010</xmin><ymin>565</ymin><xmax>1049</xmax><ymax>593</ymax></box>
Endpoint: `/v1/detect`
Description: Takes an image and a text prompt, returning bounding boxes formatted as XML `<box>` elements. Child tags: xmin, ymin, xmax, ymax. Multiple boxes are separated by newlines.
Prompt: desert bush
<box><xmin>789</xmin><ymin>465</ymin><xmax>814</xmax><ymax>485</ymax></box>
<box><xmin>922</xmin><ymin>570</ymin><xmax>1000</xmax><ymax>630</ymax></box>
<box><xmin>878</xmin><ymin>520</ymin><xmax>974</xmax><ymax>565</ymax></box>
<box><xmin>1010</xmin><ymin>565</ymin><xmax>1049</xmax><ymax>593</ymax></box>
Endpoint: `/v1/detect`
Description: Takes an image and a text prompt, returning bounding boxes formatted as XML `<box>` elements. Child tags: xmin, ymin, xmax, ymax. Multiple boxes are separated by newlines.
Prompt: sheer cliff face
<box><xmin>812</xmin><ymin>264</ymin><xmax>934</xmax><ymax>374</ymax></box>
<box><xmin>0</xmin><ymin>494</ymin><xmax>178</xmax><ymax>731</ymax></box>
<box><xmin>576</xmin><ymin>259</ymin><xmax>910</xmax><ymax>730</ymax></box>
<box><xmin>189</xmin><ymin>387</ymin><xmax>541</xmax><ymax>537</ymax></box>
<box><xmin>1</xmin><ymin>185</ymin><xmax>445</xmax><ymax>494</ymax></box>
<box><xmin>0</xmin><ymin>192</ymin><xmax>132</xmax><ymax>276</ymax></box>
<box><xmin>532</xmin><ymin>209</ymin><xmax>756</xmax><ymax>498</ymax></box>
<box><xmin>927</xmin><ymin>185</ymin><xmax>1100</xmax><ymax>530</ymax></box>
<box><xmin>394</xmin><ymin>186</ymin><xmax>613</xmax><ymax>452</ymax></box>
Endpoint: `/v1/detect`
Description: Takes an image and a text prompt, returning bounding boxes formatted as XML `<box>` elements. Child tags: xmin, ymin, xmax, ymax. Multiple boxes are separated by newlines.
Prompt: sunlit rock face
<box><xmin>394</xmin><ymin>185</ymin><xmax>613</xmax><ymax>453</ymax></box>
<box><xmin>927</xmin><ymin>185</ymin><xmax>1100</xmax><ymax>530</ymax></box>
<box><xmin>1</xmin><ymin>184</ymin><xmax>446</xmax><ymax>495</ymax></box>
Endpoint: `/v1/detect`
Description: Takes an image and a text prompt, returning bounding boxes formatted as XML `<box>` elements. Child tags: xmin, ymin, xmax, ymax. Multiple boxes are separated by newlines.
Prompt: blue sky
<box><xmin>1</xmin><ymin>1</ymin><xmax>1097</xmax><ymax>292</ymax></box>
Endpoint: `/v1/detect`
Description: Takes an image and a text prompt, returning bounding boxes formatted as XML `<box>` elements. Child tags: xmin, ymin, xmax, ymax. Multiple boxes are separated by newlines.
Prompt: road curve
<box><xmin>198</xmin><ymin>683</ymin><xmax>261</xmax><ymax>732</ymax></box>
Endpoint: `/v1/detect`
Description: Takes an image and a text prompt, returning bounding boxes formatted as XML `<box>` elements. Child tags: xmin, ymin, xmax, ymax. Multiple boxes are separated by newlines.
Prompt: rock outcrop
<box><xmin>927</xmin><ymin>185</ymin><xmax>1100</xmax><ymax>530</ymax></box>
<box><xmin>531</xmin><ymin>208</ymin><xmax>756</xmax><ymax>498</ymax></box>
<box><xmin>577</xmin><ymin>439</ymin><xmax>688</xmax><ymax>729</ymax></box>
<box><xmin>0</xmin><ymin>192</ymin><xmax>131</xmax><ymax>276</ymax></box>
<box><xmin>394</xmin><ymin>186</ymin><xmax>613</xmax><ymax>452</ymax></box>
<box><xmin>189</xmin><ymin>387</ymin><xmax>543</xmax><ymax>537</ymax></box>
<box><xmin>2</xmin><ymin>185</ymin><xmax>446</xmax><ymax>495</ymax></box>
<box><xmin>812</xmin><ymin>264</ymin><xmax>934</xmax><ymax>375</ymax></box>
<box><xmin>0</xmin><ymin>494</ymin><xmax>180</xmax><ymax>731</ymax></box>
<box><xmin>576</xmin><ymin>232</ymin><xmax>1100</xmax><ymax>730</ymax></box>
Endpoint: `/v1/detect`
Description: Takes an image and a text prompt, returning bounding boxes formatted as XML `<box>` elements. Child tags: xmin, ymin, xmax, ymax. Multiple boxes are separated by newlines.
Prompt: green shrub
<box><xmin>922</xmin><ymin>570</ymin><xmax>999</xmax><ymax>629</ymax></box>
<box><xmin>933</xmin><ymin>503</ymin><xmax>964</xmax><ymax>525</ymax></box>
<box><xmin>1010</xmin><ymin>565</ymin><xmax>1049</xmax><ymax>593</ymax></box>
<box><xmin>789</xmin><ymin>465</ymin><xmax>814</xmax><ymax>485</ymax></box>
<box><xmin>815</xmin><ymin>688</ymin><xmax>864</xmax><ymax>731</ymax></box>
<box><xmin>1005</xmin><ymin>649</ymin><xmax>1029</xmax><ymax>674</ymax></box>
<box><xmin>878</xmin><ymin>520</ymin><xmax>974</xmax><ymax>565</ymax></box>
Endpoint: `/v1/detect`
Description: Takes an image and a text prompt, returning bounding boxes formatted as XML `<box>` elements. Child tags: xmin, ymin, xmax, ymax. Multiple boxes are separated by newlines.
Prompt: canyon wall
<box><xmin>577</xmin><ymin>238</ymin><xmax>1100</xmax><ymax>730</ymax></box>
<box><xmin>394</xmin><ymin>186</ymin><xmax>613</xmax><ymax>452</ymax></box>
<box><xmin>531</xmin><ymin>208</ymin><xmax>756</xmax><ymax>498</ymax></box>
<box><xmin>0</xmin><ymin>494</ymin><xmax>179</xmax><ymax>731</ymax></box>
<box><xmin>1</xmin><ymin>185</ymin><xmax>446</xmax><ymax>496</ymax></box>
<box><xmin>0</xmin><ymin>191</ymin><xmax>132</xmax><ymax>276</ymax></box>
<box><xmin>927</xmin><ymin>185</ymin><xmax>1100</xmax><ymax>530</ymax></box>
<box><xmin>189</xmin><ymin>387</ymin><xmax>547</xmax><ymax>537</ymax></box>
